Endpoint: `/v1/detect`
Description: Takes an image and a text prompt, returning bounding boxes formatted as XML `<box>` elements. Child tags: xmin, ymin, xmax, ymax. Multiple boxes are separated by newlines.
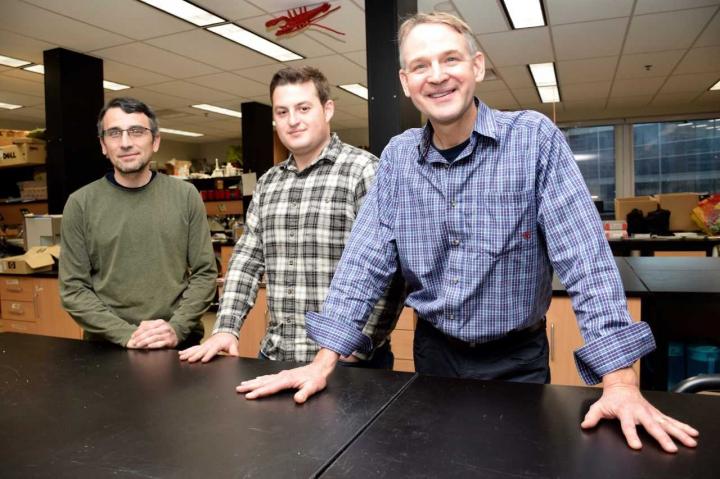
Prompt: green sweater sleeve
<box><xmin>167</xmin><ymin>187</ymin><xmax>217</xmax><ymax>341</ymax></box>
<box><xmin>59</xmin><ymin>194</ymin><xmax>136</xmax><ymax>346</ymax></box>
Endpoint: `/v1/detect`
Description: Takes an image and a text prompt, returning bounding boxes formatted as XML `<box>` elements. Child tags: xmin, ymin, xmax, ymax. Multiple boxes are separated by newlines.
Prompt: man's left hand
<box><xmin>581</xmin><ymin>367</ymin><xmax>699</xmax><ymax>453</ymax></box>
<box><xmin>127</xmin><ymin>319</ymin><xmax>179</xmax><ymax>349</ymax></box>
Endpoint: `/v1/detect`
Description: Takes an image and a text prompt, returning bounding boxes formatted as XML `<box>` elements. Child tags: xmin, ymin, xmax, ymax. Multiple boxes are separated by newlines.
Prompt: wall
<box><xmin>334</xmin><ymin>127</ymin><xmax>369</xmax><ymax>149</ymax></box>
<box><xmin>152</xmin><ymin>138</ymin><xmax>202</xmax><ymax>167</ymax></box>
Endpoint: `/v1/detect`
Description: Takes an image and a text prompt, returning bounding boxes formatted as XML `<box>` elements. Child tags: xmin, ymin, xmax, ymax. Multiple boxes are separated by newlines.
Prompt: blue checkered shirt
<box><xmin>307</xmin><ymin>101</ymin><xmax>655</xmax><ymax>384</ymax></box>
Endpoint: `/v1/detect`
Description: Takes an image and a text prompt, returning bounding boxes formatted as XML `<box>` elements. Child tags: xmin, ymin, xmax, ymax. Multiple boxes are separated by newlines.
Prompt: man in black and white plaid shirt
<box><xmin>180</xmin><ymin>66</ymin><xmax>404</xmax><ymax>366</ymax></box>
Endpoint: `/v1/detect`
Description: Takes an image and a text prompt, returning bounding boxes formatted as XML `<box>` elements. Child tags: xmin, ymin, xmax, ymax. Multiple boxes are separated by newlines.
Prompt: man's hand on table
<box><xmin>581</xmin><ymin>367</ymin><xmax>699</xmax><ymax>453</ymax></box>
<box><xmin>178</xmin><ymin>332</ymin><xmax>239</xmax><ymax>362</ymax></box>
<box><xmin>236</xmin><ymin>348</ymin><xmax>339</xmax><ymax>403</ymax></box>
<box><xmin>127</xmin><ymin>319</ymin><xmax>178</xmax><ymax>349</ymax></box>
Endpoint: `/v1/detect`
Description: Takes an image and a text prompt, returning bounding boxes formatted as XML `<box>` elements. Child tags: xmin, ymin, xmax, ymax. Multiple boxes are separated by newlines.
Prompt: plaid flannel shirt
<box><xmin>214</xmin><ymin>134</ymin><xmax>404</xmax><ymax>361</ymax></box>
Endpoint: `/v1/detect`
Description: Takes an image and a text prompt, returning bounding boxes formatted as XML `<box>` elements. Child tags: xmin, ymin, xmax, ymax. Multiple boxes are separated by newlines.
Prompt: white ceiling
<box><xmin>0</xmin><ymin>0</ymin><xmax>718</xmax><ymax>144</ymax></box>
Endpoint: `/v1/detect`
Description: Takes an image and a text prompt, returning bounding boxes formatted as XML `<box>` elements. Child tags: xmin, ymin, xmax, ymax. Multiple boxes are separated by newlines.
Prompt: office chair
<box><xmin>671</xmin><ymin>374</ymin><xmax>720</xmax><ymax>394</ymax></box>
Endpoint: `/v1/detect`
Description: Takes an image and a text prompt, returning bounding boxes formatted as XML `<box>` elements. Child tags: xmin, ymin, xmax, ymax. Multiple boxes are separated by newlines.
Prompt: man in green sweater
<box><xmin>60</xmin><ymin>97</ymin><xmax>217</xmax><ymax>349</ymax></box>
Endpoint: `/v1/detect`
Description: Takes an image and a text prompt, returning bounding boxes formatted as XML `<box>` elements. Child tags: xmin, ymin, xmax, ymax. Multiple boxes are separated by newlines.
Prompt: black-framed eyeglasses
<box><xmin>101</xmin><ymin>126</ymin><xmax>153</xmax><ymax>140</ymax></box>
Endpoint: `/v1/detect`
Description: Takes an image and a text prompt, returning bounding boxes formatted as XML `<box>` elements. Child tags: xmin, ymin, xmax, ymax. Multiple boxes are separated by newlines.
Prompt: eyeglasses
<box><xmin>101</xmin><ymin>126</ymin><xmax>153</xmax><ymax>140</ymax></box>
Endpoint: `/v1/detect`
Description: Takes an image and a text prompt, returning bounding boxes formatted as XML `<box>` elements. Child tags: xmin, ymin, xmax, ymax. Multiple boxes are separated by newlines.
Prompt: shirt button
<box><xmin>288</xmin><ymin>260</ymin><xmax>294</xmax><ymax>266</ymax></box>
<box><xmin>451</xmin><ymin>239</ymin><xmax>460</xmax><ymax>246</ymax></box>
<box><xmin>451</xmin><ymin>200</ymin><xmax>457</xmax><ymax>208</ymax></box>
<box><xmin>287</xmin><ymin>288</ymin><xmax>294</xmax><ymax>295</ymax></box>
<box><xmin>289</xmin><ymin>232</ymin><xmax>295</xmax><ymax>238</ymax></box>
<box><xmin>451</xmin><ymin>277</ymin><xmax>459</xmax><ymax>284</ymax></box>
<box><xmin>448</xmin><ymin>314</ymin><xmax>455</xmax><ymax>320</ymax></box>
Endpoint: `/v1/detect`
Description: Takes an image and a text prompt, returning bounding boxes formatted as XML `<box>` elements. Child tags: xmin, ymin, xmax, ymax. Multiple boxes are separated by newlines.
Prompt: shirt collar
<box><xmin>418</xmin><ymin>98</ymin><xmax>498</xmax><ymax>163</ymax></box>
<box><xmin>282</xmin><ymin>132</ymin><xmax>341</xmax><ymax>172</ymax></box>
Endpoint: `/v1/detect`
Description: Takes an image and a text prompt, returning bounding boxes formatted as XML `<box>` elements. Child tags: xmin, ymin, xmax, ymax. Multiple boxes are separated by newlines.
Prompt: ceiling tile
<box><xmin>0</xmin><ymin>30</ymin><xmax>54</xmax><ymax>65</ymax></box>
<box><xmin>480</xmin><ymin>90</ymin><xmax>520</xmax><ymax>110</ymax></box>
<box><xmin>236</xmin><ymin>55</ymin><xmax>366</xmax><ymax>88</ymax></box>
<box><xmin>236</xmin><ymin>14</ymin><xmax>335</xmax><ymax>59</ymax></box>
<box><xmin>610</xmin><ymin>77</ymin><xmax>665</xmax><ymax>97</ymax></box>
<box><xmin>143</xmin><ymin>81</ymin><xmax>236</xmax><ymax>103</ymax></box>
<box><xmin>192</xmin><ymin>0</ymin><xmax>264</xmax><ymax>20</ymax></box>
<box><xmin>331</xmin><ymin>87</ymin><xmax>367</xmax><ymax>106</ymax></box>
<box><xmin>553</xmin><ymin>18</ymin><xmax>628</xmax><ymax>60</ymax></box>
<box><xmin>453</xmin><ymin>0</ymin><xmax>509</xmax><ymax>34</ymax></box>
<box><xmin>0</xmin><ymin>74</ymin><xmax>44</xmax><ymax>97</ymax></box>
<box><xmin>0</xmin><ymin>90</ymin><xmax>45</xmax><ymax>106</ymax></box>
<box><xmin>561</xmin><ymin>81</ymin><xmax>611</xmax><ymax>101</ymax></box>
<box><xmin>674</xmin><ymin>46</ymin><xmax>720</xmax><ymax>74</ymax></box>
<box><xmin>561</xmin><ymin>99</ymin><xmax>607</xmax><ymax>111</ymax></box>
<box><xmin>23</xmin><ymin>0</ymin><xmax>195</xmax><ymax>41</ymax></box>
<box><xmin>338</xmin><ymin>102</ymin><xmax>368</xmax><ymax>118</ymax></box>
<box><xmin>694</xmin><ymin>13</ymin><xmax>720</xmax><ymax>47</ymax></box>
<box><xmin>660</xmin><ymin>73</ymin><xmax>720</xmax><ymax>93</ymax></box>
<box><xmin>496</xmin><ymin>66</ymin><xmax>534</xmax><ymax>89</ymax></box>
<box><xmin>304</xmin><ymin>1</ymin><xmax>367</xmax><ymax>53</ymax></box>
<box><xmin>342</xmin><ymin>51</ymin><xmax>366</xmax><ymax>69</ymax></box>
<box><xmin>606</xmin><ymin>95</ymin><xmax>653</xmax><ymax>107</ymax></box>
<box><xmin>102</xmin><ymin>61</ymin><xmax>173</xmax><ymax>87</ymax></box>
<box><xmin>478</xmin><ymin>28</ymin><xmax>553</xmax><ymax>67</ymax></box>
<box><xmin>187</xmin><ymin>73</ymin><xmax>268</xmax><ymax>98</ymax></box>
<box><xmin>93</xmin><ymin>43</ymin><xmax>220</xmax><ymax>78</ymax></box>
<box><xmin>475</xmin><ymin>80</ymin><xmax>512</xmax><ymax>93</ymax></box>
<box><xmin>546</xmin><ymin>0</ymin><xmax>633</xmax><ymax>25</ymax></box>
<box><xmin>693</xmin><ymin>91</ymin><xmax>720</xmax><ymax>105</ymax></box>
<box><xmin>557</xmin><ymin>56</ymin><xmax>618</xmax><ymax>84</ymax></box>
<box><xmin>615</xmin><ymin>50</ymin><xmax>685</xmax><ymax>79</ymax></box>
<box><xmin>147</xmin><ymin>29</ymin><xmax>276</xmax><ymax>70</ymax></box>
<box><xmin>3</xmin><ymin>0</ymin><xmax>130</xmax><ymax>52</ymax></box>
<box><xmin>2</xmin><ymin>69</ymin><xmax>44</xmax><ymax>84</ymax></box>
<box><xmin>634</xmin><ymin>0</ymin><xmax>720</xmax><ymax>15</ymax></box>
<box><xmin>122</xmin><ymin>87</ymin><xmax>191</xmax><ymax>110</ymax></box>
<box><xmin>650</xmin><ymin>91</ymin><xmax>702</xmax><ymax>106</ymax></box>
<box><xmin>624</xmin><ymin>7</ymin><xmax>716</xmax><ymax>53</ymax></box>
<box><xmin>511</xmin><ymin>88</ymin><xmax>541</xmax><ymax>104</ymax></box>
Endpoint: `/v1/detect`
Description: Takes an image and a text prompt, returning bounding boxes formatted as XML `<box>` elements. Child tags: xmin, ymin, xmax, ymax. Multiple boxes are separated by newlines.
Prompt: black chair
<box><xmin>671</xmin><ymin>374</ymin><xmax>720</xmax><ymax>394</ymax></box>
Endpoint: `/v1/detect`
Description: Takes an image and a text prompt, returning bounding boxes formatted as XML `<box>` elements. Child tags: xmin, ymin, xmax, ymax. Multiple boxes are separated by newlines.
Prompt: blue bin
<box><xmin>667</xmin><ymin>342</ymin><xmax>686</xmax><ymax>390</ymax></box>
<box><xmin>686</xmin><ymin>344</ymin><xmax>720</xmax><ymax>377</ymax></box>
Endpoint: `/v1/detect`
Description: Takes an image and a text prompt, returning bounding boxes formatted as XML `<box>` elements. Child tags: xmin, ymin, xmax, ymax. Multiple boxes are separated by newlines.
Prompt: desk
<box><xmin>625</xmin><ymin>257</ymin><xmax>720</xmax><ymax>391</ymax></box>
<box><xmin>1</xmin><ymin>334</ymin><xmax>717</xmax><ymax>478</ymax></box>
<box><xmin>322</xmin><ymin>375</ymin><xmax>720</xmax><ymax>479</ymax></box>
<box><xmin>608</xmin><ymin>236</ymin><xmax>720</xmax><ymax>257</ymax></box>
<box><xmin>0</xmin><ymin>334</ymin><xmax>411</xmax><ymax>478</ymax></box>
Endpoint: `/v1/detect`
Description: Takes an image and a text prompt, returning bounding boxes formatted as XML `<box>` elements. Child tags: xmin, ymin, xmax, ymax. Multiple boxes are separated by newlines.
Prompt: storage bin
<box><xmin>686</xmin><ymin>344</ymin><xmax>720</xmax><ymax>377</ymax></box>
<box><xmin>667</xmin><ymin>341</ymin><xmax>686</xmax><ymax>390</ymax></box>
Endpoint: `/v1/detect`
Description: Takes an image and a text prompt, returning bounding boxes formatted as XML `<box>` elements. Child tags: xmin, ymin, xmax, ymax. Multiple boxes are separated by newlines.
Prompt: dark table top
<box><xmin>0</xmin><ymin>334</ymin><xmax>412</xmax><ymax>478</ymax></box>
<box><xmin>626</xmin><ymin>257</ymin><xmax>720</xmax><ymax>294</ymax></box>
<box><xmin>552</xmin><ymin>257</ymin><xmax>648</xmax><ymax>295</ymax></box>
<box><xmin>323</xmin><ymin>375</ymin><xmax>720</xmax><ymax>479</ymax></box>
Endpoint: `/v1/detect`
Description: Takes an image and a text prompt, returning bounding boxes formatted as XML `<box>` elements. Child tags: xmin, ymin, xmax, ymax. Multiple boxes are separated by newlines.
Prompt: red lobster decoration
<box><xmin>265</xmin><ymin>2</ymin><xmax>345</xmax><ymax>37</ymax></box>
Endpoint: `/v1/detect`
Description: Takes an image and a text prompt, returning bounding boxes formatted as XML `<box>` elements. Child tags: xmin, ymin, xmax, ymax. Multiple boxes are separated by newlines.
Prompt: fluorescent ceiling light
<box><xmin>192</xmin><ymin>104</ymin><xmax>242</xmax><ymax>118</ymax></box>
<box><xmin>710</xmin><ymin>79</ymin><xmax>720</xmax><ymax>91</ymax></box>
<box><xmin>139</xmin><ymin>0</ymin><xmax>223</xmax><ymax>26</ymax></box>
<box><xmin>573</xmin><ymin>154</ymin><xmax>596</xmax><ymax>162</ymax></box>
<box><xmin>529</xmin><ymin>63</ymin><xmax>556</xmax><ymax>87</ymax></box>
<box><xmin>103</xmin><ymin>80</ymin><xmax>131</xmax><ymax>91</ymax></box>
<box><xmin>207</xmin><ymin>24</ymin><xmax>303</xmax><ymax>62</ymax></box>
<box><xmin>0</xmin><ymin>102</ymin><xmax>23</xmax><ymax>110</ymax></box>
<box><xmin>23</xmin><ymin>64</ymin><xmax>45</xmax><ymax>74</ymax></box>
<box><xmin>537</xmin><ymin>85</ymin><xmax>560</xmax><ymax>103</ymax></box>
<box><xmin>159</xmin><ymin>127</ymin><xmax>204</xmax><ymax>137</ymax></box>
<box><xmin>0</xmin><ymin>54</ymin><xmax>31</xmax><ymax>68</ymax></box>
<box><xmin>338</xmin><ymin>84</ymin><xmax>368</xmax><ymax>100</ymax></box>
<box><xmin>502</xmin><ymin>0</ymin><xmax>545</xmax><ymax>29</ymax></box>
<box><xmin>677</xmin><ymin>122</ymin><xmax>693</xmax><ymax>127</ymax></box>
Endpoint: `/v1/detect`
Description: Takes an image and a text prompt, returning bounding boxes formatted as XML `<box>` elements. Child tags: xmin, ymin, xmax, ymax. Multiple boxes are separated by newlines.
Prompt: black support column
<box><xmin>44</xmin><ymin>48</ymin><xmax>106</xmax><ymax>214</ymax></box>
<box><xmin>241</xmin><ymin>102</ymin><xmax>274</xmax><ymax>180</ymax></box>
<box><xmin>365</xmin><ymin>0</ymin><xmax>421</xmax><ymax>158</ymax></box>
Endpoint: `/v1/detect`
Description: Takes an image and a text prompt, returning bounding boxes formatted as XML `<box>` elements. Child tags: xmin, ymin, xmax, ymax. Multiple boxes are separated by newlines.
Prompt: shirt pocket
<box><xmin>473</xmin><ymin>190</ymin><xmax>536</xmax><ymax>256</ymax></box>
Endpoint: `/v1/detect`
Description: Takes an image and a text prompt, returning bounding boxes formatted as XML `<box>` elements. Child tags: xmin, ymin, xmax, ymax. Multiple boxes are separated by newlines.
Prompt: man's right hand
<box><xmin>178</xmin><ymin>332</ymin><xmax>240</xmax><ymax>363</ymax></box>
<box><xmin>236</xmin><ymin>348</ymin><xmax>339</xmax><ymax>403</ymax></box>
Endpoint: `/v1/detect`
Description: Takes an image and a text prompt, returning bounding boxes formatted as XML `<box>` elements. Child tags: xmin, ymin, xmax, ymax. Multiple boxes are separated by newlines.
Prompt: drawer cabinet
<box><xmin>0</xmin><ymin>275</ymin><xmax>82</xmax><ymax>340</ymax></box>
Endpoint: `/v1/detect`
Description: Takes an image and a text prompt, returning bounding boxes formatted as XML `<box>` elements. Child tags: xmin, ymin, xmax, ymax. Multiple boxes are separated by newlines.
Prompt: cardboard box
<box><xmin>0</xmin><ymin>138</ymin><xmax>46</xmax><ymax>167</ymax></box>
<box><xmin>24</xmin><ymin>214</ymin><xmax>62</xmax><ymax>250</ymax></box>
<box><xmin>655</xmin><ymin>193</ymin><xmax>701</xmax><ymax>232</ymax></box>
<box><xmin>614</xmin><ymin>196</ymin><xmax>658</xmax><ymax>222</ymax></box>
<box><xmin>0</xmin><ymin>245</ymin><xmax>60</xmax><ymax>274</ymax></box>
<box><xmin>17</xmin><ymin>180</ymin><xmax>48</xmax><ymax>201</ymax></box>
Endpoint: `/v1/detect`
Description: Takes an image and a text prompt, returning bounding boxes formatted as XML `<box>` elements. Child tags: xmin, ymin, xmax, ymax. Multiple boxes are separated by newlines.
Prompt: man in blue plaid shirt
<box><xmin>237</xmin><ymin>12</ymin><xmax>698</xmax><ymax>453</ymax></box>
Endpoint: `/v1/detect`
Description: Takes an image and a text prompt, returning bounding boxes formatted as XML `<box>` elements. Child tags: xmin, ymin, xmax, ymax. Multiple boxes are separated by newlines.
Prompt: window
<box><xmin>562</xmin><ymin>125</ymin><xmax>616</xmax><ymax>211</ymax></box>
<box><xmin>634</xmin><ymin>119</ymin><xmax>720</xmax><ymax>195</ymax></box>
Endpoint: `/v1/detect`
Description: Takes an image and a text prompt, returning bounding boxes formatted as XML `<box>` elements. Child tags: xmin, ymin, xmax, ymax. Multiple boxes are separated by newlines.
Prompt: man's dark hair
<box><xmin>97</xmin><ymin>97</ymin><xmax>159</xmax><ymax>137</ymax></box>
<box><xmin>269</xmin><ymin>66</ymin><xmax>331</xmax><ymax>105</ymax></box>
